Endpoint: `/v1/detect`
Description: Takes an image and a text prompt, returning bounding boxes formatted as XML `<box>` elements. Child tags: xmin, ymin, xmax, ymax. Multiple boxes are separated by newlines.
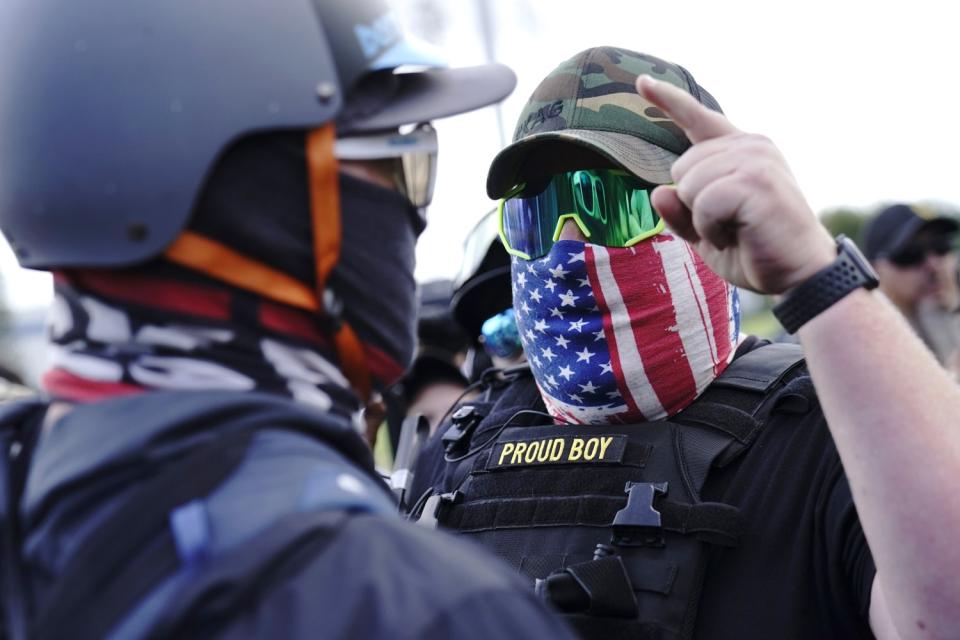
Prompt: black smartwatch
<box><xmin>772</xmin><ymin>235</ymin><xmax>879</xmax><ymax>334</ymax></box>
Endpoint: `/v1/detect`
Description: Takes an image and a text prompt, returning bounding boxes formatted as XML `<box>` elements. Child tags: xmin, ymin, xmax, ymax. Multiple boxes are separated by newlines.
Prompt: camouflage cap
<box><xmin>486</xmin><ymin>47</ymin><xmax>722</xmax><ymax>199</ymax></box>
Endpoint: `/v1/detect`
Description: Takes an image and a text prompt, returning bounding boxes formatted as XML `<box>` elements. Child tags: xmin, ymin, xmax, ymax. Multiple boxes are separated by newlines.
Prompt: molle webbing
<box><xmin>429</xmin><ymin>343</ymin><xmax>810</xmax><ymax>640</ymax></box>
<box><xmin>445</xmin><ymin>494</ymin><xmax>743</xmax><ymax>546</ymax></box>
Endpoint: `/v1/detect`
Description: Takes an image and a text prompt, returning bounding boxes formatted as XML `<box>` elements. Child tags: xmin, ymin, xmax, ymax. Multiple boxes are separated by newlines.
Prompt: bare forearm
<box><xmin>799</xmin><ymin>288</ymin><xmax>960</xmax><ymax>638</ymax></box>
<box><xmin>634</xmin><ymin>73</ymin><xmax>960</xmax><ymax>637</ymax></box>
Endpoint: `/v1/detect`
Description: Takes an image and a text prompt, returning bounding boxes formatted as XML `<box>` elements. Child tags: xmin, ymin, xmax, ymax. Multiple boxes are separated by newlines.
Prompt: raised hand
<box><xmin>635</xmin><ymin>75</ymin><xmax>836</xmax><ymax>294</ymax></box>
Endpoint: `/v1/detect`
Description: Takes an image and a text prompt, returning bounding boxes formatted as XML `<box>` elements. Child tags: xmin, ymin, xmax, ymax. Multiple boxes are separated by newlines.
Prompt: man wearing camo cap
<box><xmin>411</xmin><ymin>46</ymin><xmax>960</xmax><ymax>639</ymax></box>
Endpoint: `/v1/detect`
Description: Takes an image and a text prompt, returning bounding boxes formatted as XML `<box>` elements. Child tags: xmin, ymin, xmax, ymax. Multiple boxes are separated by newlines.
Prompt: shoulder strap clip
<box><xmin>415</xmin><ymin>491</ymin><xmax>460</xmax><ymax>529</ymax></box>
<box><xmin>441</xmin><ymin>406</ymin><xmax>484</xmax><ymax>455</ymax></box>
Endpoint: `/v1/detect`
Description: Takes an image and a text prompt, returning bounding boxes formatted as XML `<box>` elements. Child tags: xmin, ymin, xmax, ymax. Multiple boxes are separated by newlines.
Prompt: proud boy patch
<box><xmin>488</xmin><ymin>434</ymin><xmax>628</xmax><ymax>470</ymax></box>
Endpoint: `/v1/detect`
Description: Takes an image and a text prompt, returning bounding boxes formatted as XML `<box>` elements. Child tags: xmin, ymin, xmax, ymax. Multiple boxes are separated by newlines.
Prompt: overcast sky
<box><xmin>406</xmin><ymin>0</ymin><xmax>960</xmax><ymax>282</ymax></box>
<box><xmin>3</xmin><ymin>0</ymin><xmax>958</xmax><ymax>310</ymax></box>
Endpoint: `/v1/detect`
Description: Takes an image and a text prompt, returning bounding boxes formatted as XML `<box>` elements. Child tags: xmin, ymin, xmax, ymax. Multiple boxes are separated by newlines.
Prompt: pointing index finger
<box><xmin>636</xmin><ymin>75</ymin><xmax>739</xmax><ymax>143</ymax></box>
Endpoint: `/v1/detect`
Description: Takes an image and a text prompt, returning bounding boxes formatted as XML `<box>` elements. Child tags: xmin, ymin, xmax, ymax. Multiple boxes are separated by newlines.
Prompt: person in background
<box><xmin>452</xmin><ymin>208</ymin><xmax>525</xmax><ymax>374</ymax></box>
<box><xmin>400</xmin><ymin>355</ymin><xmax>469</xmax><ymax>429</ymax></box>
<box><xmin>377</xmin><ymin>279</ymin><xmax>471</xmax><ymax>445</ymax></box>
<box><xmin>861</xmin><ymin>203</ymin><xmax>960</xmax><ymax>372</ymax></box>
<box><xmin>404</xmin><ymin>281</ymin><xmax>472</xmax><ymax>430</ymax></box>
<box><xmin>390</xmin><ymin>211</ymin><xmax>524</xmax><ymax>440</ymax></box>
<box><xmin>0</xmin><ymin>2</ymin><xmax>576</xmax><ymax>638</ymax></box>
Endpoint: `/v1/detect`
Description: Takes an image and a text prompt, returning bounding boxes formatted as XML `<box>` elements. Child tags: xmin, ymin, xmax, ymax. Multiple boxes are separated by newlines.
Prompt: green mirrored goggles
<box><xmin>498</xmin><ymin>169</ymin><xmax>665</xmax><ymax>260</ymax></box>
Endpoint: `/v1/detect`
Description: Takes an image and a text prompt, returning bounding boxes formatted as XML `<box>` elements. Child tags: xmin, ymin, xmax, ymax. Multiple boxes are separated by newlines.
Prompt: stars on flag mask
<box><xmin>511</xmin><ymin>234</ymin><xmax>741</xmax><ymax>424</ymax></box>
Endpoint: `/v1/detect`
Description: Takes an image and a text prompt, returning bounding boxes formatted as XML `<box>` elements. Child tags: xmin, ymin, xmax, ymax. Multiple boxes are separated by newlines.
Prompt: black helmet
<box><xmin>451</xmin><ymin>208</ymin><xmax>513</xmax><ymax>341</ymax></box>
<box><xmin>0</xmin><ymin>0</ymin><xmax>516</xmax><ymax>269</ymax></box>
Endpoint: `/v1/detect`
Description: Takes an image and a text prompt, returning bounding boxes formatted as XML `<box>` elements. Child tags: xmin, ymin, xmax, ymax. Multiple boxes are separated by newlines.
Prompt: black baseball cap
<box><xmin>451</xmin><ymin>210</ymin><xmax>512</xmax><ymax>341</ymax></box>
<box><xmin>861</xmin><ymin>204</ymin><xmax>959</xmax><ymax>262</ymax></box>
<box><xmin>452</xmin><ymin>266</ymin><xmax>513</xmax><ymax>342</ymax></box>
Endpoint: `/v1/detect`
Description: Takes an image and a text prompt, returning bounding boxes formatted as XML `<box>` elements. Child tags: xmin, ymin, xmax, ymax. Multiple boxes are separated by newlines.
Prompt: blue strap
<box><xmin>170</xmin><ymin>500</ymin><xmax>212</xmax><ymax>568</ymax></box>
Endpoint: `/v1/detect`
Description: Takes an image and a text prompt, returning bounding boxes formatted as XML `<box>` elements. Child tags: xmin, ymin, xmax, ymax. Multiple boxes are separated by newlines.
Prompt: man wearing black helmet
<box><xmin>451</xmin><ymin>209</ymin><xmax>525</xmax><ymax>375</ymax></box>
<box><xmin>0</xmin><ymin>2</ymin><xmax>575</xmax><ymax>638</ymax></box>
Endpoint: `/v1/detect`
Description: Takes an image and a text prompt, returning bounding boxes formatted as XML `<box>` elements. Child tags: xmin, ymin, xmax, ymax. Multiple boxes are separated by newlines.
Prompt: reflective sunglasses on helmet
<box><xmin>335</xmin><ymin>122</ymin><xmax>438</xmax><ymax>216</ymax></box>
<box><xmin>498</xmin><ymin>168</ymin><xmax>665</xmax><ymax>260</ymax></box>
<box><xmin>479</xmin><ymin>308</ymin><xmax>523</xmax><ymax>359</ymax></box>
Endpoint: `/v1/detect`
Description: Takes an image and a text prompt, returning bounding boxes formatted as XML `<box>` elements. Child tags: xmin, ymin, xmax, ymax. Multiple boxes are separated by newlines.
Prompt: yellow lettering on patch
<box><xmin>582</xmin><ymin>438</ymin><xmax>599</xmax><ymax>461</ymax></box>
<box><xmin>549</xmin><ymin>438</ymin><xmax>565</xmax><ymax>461</ymax></box>
<box><xmin>511</xmin><ymin>442</ymin><xmax>528</xmax><ymax>464</ymax></box>
<box><xmin>490</xmin><ymin>435</ymin><xmax>626</xmax><ymax>469</ymax></box>
<box><xmin>524</xmin><ymin>441</ymin><xmax>540</xmax><ymax>464</ymax></box>
<box><xmin>598</xmin><ymin>436</ymin><xmax>613</xmax><ymax>460</ymax></box>
<box><xmin>568</xmin><ymin>438</ymin><xmax>585</xmax><ymax>461</ymax></box>
<box><xmin>536</xmin><ymin>440</ymin><xmax>552</xmax><ymax>462</ymax></box>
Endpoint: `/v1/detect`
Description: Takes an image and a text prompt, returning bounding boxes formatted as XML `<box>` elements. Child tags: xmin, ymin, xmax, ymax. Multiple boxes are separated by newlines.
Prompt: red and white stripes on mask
<box><xmin>512</xmin><ymin>232</ymin><xmax>741</xmax><ymax>424</ymax></box>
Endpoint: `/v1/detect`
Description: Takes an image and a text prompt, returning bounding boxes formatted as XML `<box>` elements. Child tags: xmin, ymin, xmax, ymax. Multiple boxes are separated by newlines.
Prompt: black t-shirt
<box><xmin>411</xmin><ymin>337</ymin><xmax>877</xmax><ymax>639</ymax></box>
<box><xmin>694</xmin><ymin>337</ymin><xmax>876</xmax><ymax>639</ymax></box>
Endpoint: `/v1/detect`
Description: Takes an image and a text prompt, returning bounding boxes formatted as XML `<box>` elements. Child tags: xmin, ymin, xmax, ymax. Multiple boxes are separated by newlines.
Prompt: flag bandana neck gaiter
<box><xmin>511</xmin><ymin>233</ymin><xmax>741</xmax><ymax>424</ymax></box>
<box><xmin>40</xmin><ymin>132</ymin><xmax>425</xmax><ymax>426</ymax></box>
<box><xmin>43</xmin><ymin>267</ymin><xmax>366</xmax><ymax>427</ymax></box>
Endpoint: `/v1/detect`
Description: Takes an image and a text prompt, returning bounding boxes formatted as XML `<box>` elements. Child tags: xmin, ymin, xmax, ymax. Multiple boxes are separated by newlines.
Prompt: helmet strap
<box><xmin>306</xmin><ymin>123</ymin><xmax>372</xmax><ymax>401</ymax></box>
<box><xmin>162</xmin><ymin>123</ymin><xmax>373</xmax><ymax>402</ymax></box>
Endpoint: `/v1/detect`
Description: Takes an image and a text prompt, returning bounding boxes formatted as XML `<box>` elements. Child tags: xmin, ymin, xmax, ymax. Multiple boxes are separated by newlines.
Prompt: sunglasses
<box><xmin>888</xmin><ymin>235</ymin><xmax>955</xmax><ymax>267</ymax></box>
<box><xmin>335</xmin><ymin>122</ymin><xmax>438</xmax><ymax>220</ymax></box>
<box><xmin>498</xmin><ymin>169</ymin><xmax>665</xmax><ymax>260</ymax></box>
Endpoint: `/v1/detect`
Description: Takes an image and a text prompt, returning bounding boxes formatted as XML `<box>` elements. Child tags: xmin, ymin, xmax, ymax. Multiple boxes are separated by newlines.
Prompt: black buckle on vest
<box><xmin>611</xmin><ymin>481</ymin><xmax>668</xmax><ymax>547</ymax></box>
<box><xmin>415</xmin><ymin>491</ymin><xmax>460</xmax><ymax>529</ymax></box>
<box><xmin>441</xmin><ymin>406</ymin><xmax>483</xmax><ymax>455</ymax></box>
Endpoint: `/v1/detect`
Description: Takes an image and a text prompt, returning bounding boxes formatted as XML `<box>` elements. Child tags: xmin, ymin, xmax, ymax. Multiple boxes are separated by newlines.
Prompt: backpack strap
<box><xmin>0</xmin><ymin>400</ymin><xmax>47</xmax><ymax>640</ymax></box>
<box><xmin>144</xmin><ymin>509</ymin><xmax>350</xmax><ymax>639</ymax></box>
<box><xmin>34</xmin><ymin>421</ymin><xmax>390</xmax><ymax>640</ymax></box>
<box><xmin>34</xmin><ymin>427</ymin><xmax>257</xmax><ymax>640</ymax></box>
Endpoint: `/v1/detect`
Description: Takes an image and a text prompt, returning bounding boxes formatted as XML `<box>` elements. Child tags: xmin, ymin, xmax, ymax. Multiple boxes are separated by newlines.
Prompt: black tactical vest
<box><xmin>412</xmin><ymin>343</ymin><xmax>814</xmax><ymax>640</ymax></box>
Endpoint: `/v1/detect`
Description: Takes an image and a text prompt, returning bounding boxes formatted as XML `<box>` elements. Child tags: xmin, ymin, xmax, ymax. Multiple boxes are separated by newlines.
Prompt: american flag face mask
<box><xmin>511</xmin><ymin>234</ymin><xmax>741</xmax><ymax>424</ymax></box>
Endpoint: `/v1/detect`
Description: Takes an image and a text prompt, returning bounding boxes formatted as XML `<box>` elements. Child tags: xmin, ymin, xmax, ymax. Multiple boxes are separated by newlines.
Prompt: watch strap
<box><xmin>772</xmin><ymin>235</ymin><xmax>878</xmax><ymax>334</ymax></box>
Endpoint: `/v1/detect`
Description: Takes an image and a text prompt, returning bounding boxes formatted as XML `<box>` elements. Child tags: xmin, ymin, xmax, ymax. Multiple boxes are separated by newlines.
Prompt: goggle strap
<box><xmin>308</xmin><ymin>123</ymin><xmax>372</xmax><ymax>401</ymax></box>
